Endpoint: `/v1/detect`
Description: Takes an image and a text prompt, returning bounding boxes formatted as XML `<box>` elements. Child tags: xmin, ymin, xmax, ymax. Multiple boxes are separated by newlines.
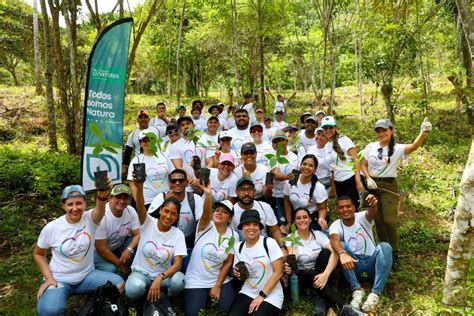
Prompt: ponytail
<box><xmin>332</xmin><ymin>131</ymin><xmax>346</xmax><ymax>161</ymax></box>
<box><xmin>387</xmin><ymin>133</ymin><xmax>395</xmax><ymax>164</ymax></box>
<box><xmin>308</xmin><ymin>174</ymin><xmax>319</xmax><ymax>204</ymax></box>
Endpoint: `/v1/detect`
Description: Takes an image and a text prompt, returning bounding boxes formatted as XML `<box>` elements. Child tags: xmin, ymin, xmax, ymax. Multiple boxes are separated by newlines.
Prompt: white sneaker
<box><xmin>350</xmin><ymin>289</ymin><xmax>365</xmax><ymax>310</ymax></box>
<box><xmin>362</xmin><ymin>293</ymin><xmax>380</xmax><ymax>313</ymax></box>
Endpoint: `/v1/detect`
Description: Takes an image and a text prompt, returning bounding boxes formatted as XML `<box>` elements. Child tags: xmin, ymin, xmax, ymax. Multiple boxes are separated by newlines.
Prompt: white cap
<box><xmin>218</xmin><ymin>130</ymin><xmax>232</xmax><ymax>140</ymax></box>
<box><xmin>320</xmin><ymin>116</ymin><xmax>337</xmax><ymax>127</ymax></box>
<box><xmin>139</xmin><ymin>129</ymin><xmax>152</xmax><ymax>141</ymax></box>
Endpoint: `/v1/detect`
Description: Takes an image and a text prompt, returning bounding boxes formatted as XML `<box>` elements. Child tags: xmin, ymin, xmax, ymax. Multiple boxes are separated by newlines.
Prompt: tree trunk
<box><xmin>62</xmin><ymin>0</ymin><xmax>82</xmax><ymax>155</ymax></box>
<box><xmin>119</xmin><ymin>0</ymin><xmax>124</xmax><ymax>18</ymax></box>
<box><xmin>39</xmin><ymin>0</ymin><xmax>58</xmax><ymax>151</ymax></box>
<box><xmin>329</xmin><ymin>24</ymin><xmax>337</xmax><ymax>115</ymax></box>
<box><xmin>175</xmin><ymin>0</ymin><xmax>186</xmax><ymax>104</ymax></box>
<box><xmin>381</xmin><ymin>81</ymin><xmax>394</xmax><ymax>123</ymax></box>
<box><xmin>33</xmin><ymin>0</ymin><xmax>42</xmax><ymax>95</ymax></box>
<box><xmin>355</xmin><ymin>0</ymin><xmax>364</xmax><ymax>120</ymax></box>
<box><xmin>231</xmin><ymin>0</ymin><xmax>241</xmax><ymax>99</ymax></box>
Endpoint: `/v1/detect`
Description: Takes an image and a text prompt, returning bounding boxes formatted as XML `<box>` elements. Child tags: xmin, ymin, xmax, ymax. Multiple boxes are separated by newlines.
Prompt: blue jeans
<box><xmin>341</xmin><ymin>242</ymin><xmax>393</xmax><ymax>295</ymax></box>
<box><xmin>94</xmin><ymin>236</ymin><xmax>133</xmax><ymax>273</ymax></box>
<box><xmin>37</xmin><ymin>269</ymin><xmax>124</xmax><ymax>316</ymax></box>
<box><xmin>125</xmin><ymin>270</ymin><xmax>185</xmax><ymax>301</ymax></box>
<box><xmin>184</xmin><ymin>282</ymin><xmax>235</xmax><ymax>316</ymax></box>
<box><xmin>270</xmin><ymin>197</ymin><xmax>286</xmax><ymax>225</ymax></box>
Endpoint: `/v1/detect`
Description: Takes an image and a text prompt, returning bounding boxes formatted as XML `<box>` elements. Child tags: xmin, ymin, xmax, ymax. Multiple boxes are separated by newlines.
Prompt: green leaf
<box><xmin>276</xmin><ymin>142</ymin><xmax>283</xmax><ymax>157</ymax></box>
<box><xmin>277</xmin><ymin>156</ymin><xmax>289</xmax><ymax>164</ymax></box>
<box><xmin>197</xmin><ymin>142</ymin><xmax>207</xmax><ymax>148</ymax></box>
<box><xmin>265</xmin><ymin>153</ymin><xmax>275</xmax><ymax>160</ymax></box>
<box><xmin>218</xmin><ymin>234</ymin><xmax>222</xmax><ymax>247</ymax></box>
<box><xmin>269</xmin><ymin>157</ymin><xmax>277</xmax><ymax>168</ymax></box>
<box><xmin>291</xmin><ymin>223</ymin><xmax>296</xmax><ymax>233</ymax></box>
<box><xmin>282</xmin><ymin>237</ymin><xmax>292</xmax><ymax>242</ymax></box>
<box><xmin>92</xmin><ymin>146</ymin><xmax>103</xmax><ymax>155</ymax></box>
<box><xmin>89</xmin><ymin>122</ymin><xmax>103</xmax><ymax>139</ymax></box>
<box><xmin>103</xmin><ymin>145</ymin><xmax>118</xmax><ymax>154</ymax></box>
<box><xmin>107</xmin><ymin>142</ymin><xmax>121</xmax><ymax>149</ymax></box>
<box><xmin>295</xmin><ymin>241</ymin><xmax>304</xmax><ymax>247</ymax></box>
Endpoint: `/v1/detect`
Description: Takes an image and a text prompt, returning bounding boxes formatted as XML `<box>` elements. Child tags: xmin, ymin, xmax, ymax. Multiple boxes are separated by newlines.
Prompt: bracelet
<box><xmin>338</xmin><ymin>250</ymin><xmax>347</xmax><ymax>255</ymax></box>
<box><xmin>97</xmin><ymin>195</ymin><xmax>109</xmax><ymax>201</ymax></box>
<box><xmin>159</xmin><ymin>272</ymin><xmax>167</xmax><ymax>280</ymax></box>
<box><xmin>259</xmin><ymin>290</ymin><xmax>268</xmax><ymax>298</ymax></box>
<box><xmin>126</xmin><ymin>247</ymin><xmax>135</xmax><ymax>254</ymax></box>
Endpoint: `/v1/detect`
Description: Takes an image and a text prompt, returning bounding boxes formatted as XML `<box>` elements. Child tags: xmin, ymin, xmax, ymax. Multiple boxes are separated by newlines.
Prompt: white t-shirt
<box><xmin>234</xmin><ymin>164</ymin><xmax>269</xmax><ymax>199</ymax></box>
<box><xmin>125</xmin><ymin>126</ymin><xmax>165</xmax><ymax>157</ymax></box>
<box><xmin>185</xmin><ymin>221</ymin><xmax>240</xmax><ymax>289</ymax></box>
<box><xmin>262</xmin><ymin>126</ymin><xmax>276</xmax><ymax>142</ymax></box>
<box><xmin>150</xmin><ymin>117</ymin><xmax>167</xmax><ymax>128</ymax></box>
<box><xmin>192</xmin><ymin>116</ymin><xmax>208</xmax><ymax>132</ymax></box>
<box><xmin>285</xmin><ymin>230</ymin><xmax>329</xmax><ymax>270</ymax></box>
<box><xmin>298</xmin><ymin>131</ymin><xmax>316</xmax><ymax>151</ymax></box>
<box><xmin>227</xmin><ymin>127</ymin><xmax>253</xmax><ymax>152</ymax></box>
<box><xmin>169</xmin><ymin>137</ymin><xmax>215</xmax><ymax>179</ymax></box>
<box><xmin>127</xmin><ymin>153</ymin><xmax>174</xmax><ymax>205</ymax></box>
<box><xmin>199</xmin><ymin>133</ymin><xmax>219</xmax><ymax>150</ymax></box>
<box><xmin>37</xmin><ymin>210</ymin><xmax>97</xmax><ymax>284</ymax></box>
<box><xmin>224</xmin><ymin>117</ymin><xmax>236</xmax><ymax>130</ymax></box>
<box><xmin>255</xmin><ymin>142</ymin><xmax>273</xmax><ymax>167</ymax></box>
<box><xmin>233</xmin><ymin>236</ymin><xmax>284</xmax><ymax>309</ymax></box>
<box><xmin>231</xmin><ymin>202</ymin><xmax>278</xmax><ymax>236</ymax></box>
<box><xmin>219</xmin><ymin>110</ymin><xmax>228</xmax><ymax>122</ymax></box>
<box><xmin>147</xmin><ymin>192</ymin><xmax>204</xmax><ymax>239</ymax></box>
<box><xmin>96</xmin><ymin>205</ymin><xmax>140</xmax><ymax>251</ymax></box>
<box><xmin>131</xmin><ymin>215</ymin><xmax>187</xmax><ymax>278</ymax></box>
<box><xmin>273</xmin><ymin>121</ymin><xmax>288</xmax><ymax>130</ymax></box>
<box><xmin>283</xmin><ymin>179</ymin><xmax>327</xmax><ymax>214</ymax></box>
<box><xmin>329</xmin><ymin>211</ymin><xmax>376</xmax><ymax>256</ymax></box>
<box><xmin>209</xmin><ymin>168</ymin><xmax>238</xmax><ymax>203</ymax></box>
<box><xmin>273</xmin><ymin>151</ymin><xmax>298</xmax><ymax>198</ymax></box>
<box><xmin>304</xmin><ymin>145</ymin><xmax>332</xmax><ymax>180</ymax></box>
<box><xmin>274</xmin><ymin>100</ymin><xmax>287</xmax><ymax>113</ymax></box>
<box><xmin>325</xmin><ymin>136</ymin><xmax>356</xmax><ymax>182</ymax></box>
<box><xmin>241</xmin><ymin>103</ymin><xmax>256</xmax><ymax>123</ymax></box>
<box><xmin>363</xmin><ymin>142</ymin><xmax>407</xmax><ymax>178</ymax></box>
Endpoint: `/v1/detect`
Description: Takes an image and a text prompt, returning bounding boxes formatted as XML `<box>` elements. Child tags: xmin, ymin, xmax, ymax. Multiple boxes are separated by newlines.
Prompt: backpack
<box><xmin>143</xmin><ymin>294</ymin><xmax>176</xmax><ymax>316</ymax></box>
<box><xmin>88</xmin><ymin>281</ymin><xmax>128</xmax><ymax>316</ymax></box>
<box><xmin>149</xmin><ymin>192</ymin><xmax>196</xmax><ymax>221</ymax></box>
<box><xmin>238</xmin><ymin>236</ymin><xmax>270</xmax><ymax>258</ymax></box>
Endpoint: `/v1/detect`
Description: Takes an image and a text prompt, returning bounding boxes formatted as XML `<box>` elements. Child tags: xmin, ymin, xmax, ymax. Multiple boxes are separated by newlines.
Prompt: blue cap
<box><xmin>320</xmin><ymin>116</ymin><xmax>337</xmax><ymax>127</ymax></box>
<box><xmin>61</xmin><ymin>185</ymin><xmax>86</xmax><ymax>201</ymax></box>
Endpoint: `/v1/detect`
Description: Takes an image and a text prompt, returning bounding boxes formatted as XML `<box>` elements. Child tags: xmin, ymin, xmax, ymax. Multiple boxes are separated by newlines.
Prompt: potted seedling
<box><xmin>232</xmin><ymin>238</ymin><xmax>250</xmax><ymax>282</ymax></box>
<box><xmin>133</xmin><ymin>131</ymin><xmax>162</xmax><ymax>182</ymax></box>
<box><xmin>264</xmin><ymin>142</ymin><xmax>289</xmax><ymax>186</ymax></box>
<box><xmin>89</xmin><ymin>123</ymin><xmax>121</xmax><ymax>190</ymax></box>
<box><xmin>185</xmin><ymin>126</ymin><xmax>203</xmax><ymax>171</ymax></box>
<box><xmin>282</xmin><ymin>223</ymin><xmax>303</xmax><ymax>305</ymax></box>
<box><xmin>197</xmin><ymin>139</ymin><xmax>218</xmax><ymax>185</ymax></box>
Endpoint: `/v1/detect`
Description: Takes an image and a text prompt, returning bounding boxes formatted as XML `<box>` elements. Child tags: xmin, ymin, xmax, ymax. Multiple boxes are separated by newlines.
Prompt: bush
<box><xmin>0</xmin><ymin>146</ymin><xmax>80</xmax><ymax>198</ymax></box>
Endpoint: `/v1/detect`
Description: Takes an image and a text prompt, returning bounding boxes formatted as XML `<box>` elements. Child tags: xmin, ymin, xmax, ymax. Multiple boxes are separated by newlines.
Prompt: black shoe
<box><xmin>392</xmin><ymin>252</ymin><xmax>400</xmax><ymax>271</ymax></box>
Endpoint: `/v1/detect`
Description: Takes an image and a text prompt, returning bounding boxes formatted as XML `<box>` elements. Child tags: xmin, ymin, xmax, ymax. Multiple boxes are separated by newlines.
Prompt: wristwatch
<box><xmin>259</xmin><ymin>290</ymin><xmax>268</xmax><ymax>298</ymax></box>
<box><xmin>159</xmin><ymin>272</ymin><xmax>167</xmax><ymax>280</ymax></box>
<box><xmin>127</xmin><ymin>247</ymin><xmax>135</xmax><ymax>254</ymax></box>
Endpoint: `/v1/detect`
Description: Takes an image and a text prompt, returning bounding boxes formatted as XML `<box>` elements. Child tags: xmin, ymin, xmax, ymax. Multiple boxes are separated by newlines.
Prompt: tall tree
<box><xmin>176</xmin><ymin>0</ymin><xmax>187</xmax><ymax>103</ymax></box>
<box><xmin>443</xmin><ymin>0</ymin><xmax>474</xmax><ymax>307</ymax></box>
<box><xmin>33</xmin><ymin>0</ymin><xmax>42</xmax><ymax>95</ymax></box>
<box><xmin>39</xmin><ymin>0</ymin><xmax>57</xmax><ymax>151</ymax></box>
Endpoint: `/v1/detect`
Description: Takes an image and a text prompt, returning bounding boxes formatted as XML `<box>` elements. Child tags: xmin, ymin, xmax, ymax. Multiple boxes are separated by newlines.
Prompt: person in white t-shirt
<box><xmin>227</xmin><ymin>109</ymin><xmax>253</xmax><ymax>152</ymax></box>
<box><xmin>150</xmin><ymin>102</ymin><xmax>171</xmax><ymax>128</ymax></box>
<box><xmin>184</xmin><ymin>189</ymin><xmax>240</xmax><ymax>315</ymax></box>
<box><xmin>250</xmin><ymin>122</ymin><xmax>273</xmax><ymax>167</ymax></box>
<box><xmin>262</xmin><ymin>115</ymin><xmax>276</xmax><ymax>143</ymax></box>
<box><xmin>283</xmin><ymin>154</ymin><xmax>329</xmax><ymax>234</ymax></box>
<box><xmin>34</xmin><ymin>183</ymin><xmax>124</xmax><ymax>316</ymax></box>
<box><xmin>241</xmin><ymin>93</ymin><xmax>256</xmax><ymax>124</ymax></box>
<box><xmin>229</xmin><ymin>210</ymin><xmax>284</xmax><ymax>315</ymax></box>
<box><xmin>125</xmin><ymin>176</ymin><xmax>187</xmax><ymax>302</ymax></box>
<box><xmin>175</xmin><ymin>104</ymin><xmax>187</xmax><ymax>120</ymax></box>
<box><xmin>199</xmin><ymin>116</ymin><xmax>220</xmax><ymax>149</ymax></box>
<box><xmin>329</xmin><ymin>195</ymin><xmax>392</xmax><ymax>313</ymax></box>
<box><xmin>215</xmin><ymin>130</ymin><xmax>241</xmax><ymax>167</ymax></box>
<box><xmin>127</xmin><ymin>129</ymin><xmax>175</xmax><ymax>209</ymax></box>
<box><xmin>234</xmin><ymin>142</ymin><xmax>270</xmax><ymax>201</ymax></box>
<box><xmin>122</xmin><ymin>109</ymin><xmax>164</xmax><ymax>180</ymax></box>
<box><xmin>208</xmin><ymin>104</ymin><xmax>226</xmax><ymax>131</ymax></box>
<box><xmin>94</xmin><ymin>184</ymin><xmax>140</xmax><ymax>274</ymax></box>
<box><xmin>298</xmin><ymin>115</ymin><xmax>317</xmax><ymax>150</ymax></box>
<box><xmin>191</xmin><ymin>99</ymin><xmax>207</xmax><ymax>121</ymax></box>
<box><xmin>303</xmin><ymin>127</ymin><xmax>332</xmax><ymax>194</ymax></box>
<box><xmin>321</xmin><ymin>116</ymin><xmax>364</xmax><ymax>210</ymax></box>
<box><xmin>209</xmin><ymin>153</ymin><xmax>239</xmax><ymax>204</ymax></box>
<box><xmin>266</xmin><ymin>88</ymin><xmax>296</xmax><ymax>121</ymax></box>
<box><xmin>223</xmin><ymin>105</ymin><xmax>236</xmax><ymax>130</ymax></box>
<box><xmin>162</xmin><ymin>123</ymin><xmax>181</xmax><ymax>157</ymax></box>
<box><xmin>360</xmin><ymin>118</ymin><xmax>432</xmax><ymax>271</ymax></box>
<box><xmin>191</xmin><ymin>107</ymin><xmax>208</xmax><ymax>132</ymax></box>
<box><xmin>284</xmin><ymin>208</ymin><xmax>362</xmax><ymax>315</ymax></box>
<box><xmin>272</xmin><ymin>110</ymin><xmax>288</xmax><ymax>130</ymax></box>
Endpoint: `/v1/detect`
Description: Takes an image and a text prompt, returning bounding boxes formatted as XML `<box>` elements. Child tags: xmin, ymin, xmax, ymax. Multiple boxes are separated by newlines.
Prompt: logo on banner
<box><xmin>85</xmin><ymin>147</ymin><xmax>121</xmax><ymax>182</ymax></box>
<box><xmin>91</xmin><ymin>68</ymin><xmax>120</xmax><ymax>80</ymax></box>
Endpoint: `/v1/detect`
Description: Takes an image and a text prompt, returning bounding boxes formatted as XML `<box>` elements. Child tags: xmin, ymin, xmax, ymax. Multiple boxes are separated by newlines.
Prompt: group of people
<box><xmin>34</xmin><ymin>93</ymin><xmax>433</xmax><ymax>315</ymax></box>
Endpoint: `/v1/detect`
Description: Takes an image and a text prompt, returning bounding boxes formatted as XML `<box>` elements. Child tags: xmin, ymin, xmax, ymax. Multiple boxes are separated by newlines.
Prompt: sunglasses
<box><xmin>170</xmin><ymin>178</ymin><xmax>185</xmax><ymax>184</ymax></box>
<box><xmin>377</xmin><ymin>148</ymin><xmax>383</xmax><ymax>160</ymax></box>
<box><xmin>272</xmin><ymin>139</ymin><xmax>284</xmax><ymax>144</ymax></box>
<box><xmin>250</xmin><ymin>128</ymin><xmax>263</xmax><ymax>133</ymax></box>
<box><xmin>167</xmin><ymin>129</ymin><xmax>179</xmax><ymax>135</ymax></box>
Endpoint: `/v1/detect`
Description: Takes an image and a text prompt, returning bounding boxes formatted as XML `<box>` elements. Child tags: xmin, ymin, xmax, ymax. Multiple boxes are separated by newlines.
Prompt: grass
<box><xmin>0</xmin><ymin>78</ymin><xmax>473</xmax><ymax>315</ymax></box>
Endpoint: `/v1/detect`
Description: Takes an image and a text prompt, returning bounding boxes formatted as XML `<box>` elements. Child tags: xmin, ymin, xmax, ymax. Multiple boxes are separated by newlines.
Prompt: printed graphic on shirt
<box><xmin>108</xmin><ymin>221</ymin><xmax>131</xmax><ymax>247</ymax></box>
<box><xmin>246</xmin><ymin>258</ymin><xmax>266</xmax><ymax>288</ymax></box>
<box><xmin>59</xmin><ymin>225</ymin><xmax>92</xmax><ymax>263</ymax></box>
<box><xmin>142</xmin><ymin>241</ymin><xmax>172</xmax><ymax>268</ymax></box>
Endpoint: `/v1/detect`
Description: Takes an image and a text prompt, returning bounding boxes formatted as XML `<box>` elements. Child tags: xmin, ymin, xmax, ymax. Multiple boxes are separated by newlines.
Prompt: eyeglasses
<box><xmin>272</xmin><ymin>139</ymin><xmax>284</xmax><ymax>144</ymax></box>
<box><xmin>250</xmin><ymin>129</ymin><xmax>263</xmax><ymax>133</ymax></box>
<box><xmin>238</xmin><ymin>187</ymin><xmax>254</xmax><ymax>193</ymax></box>
<box><xmin>377</xmin><ymin>148</ymin><xmax>383</xmax><ymax>160</ymax></box>
<box><xmin>170</xmin><ymin>178</ymin><xmax>185</xmax><ymax>184</ymax></box>
<box><xmin>167</xmin><ymin>129</ymin><xmax>179</xmax><ymax>135</ymax></box>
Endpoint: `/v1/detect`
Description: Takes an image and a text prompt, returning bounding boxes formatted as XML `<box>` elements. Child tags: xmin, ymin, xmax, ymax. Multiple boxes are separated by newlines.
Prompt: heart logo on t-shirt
<box><xmin>200</xmin><ymin>243</ymin><xmax>226</xmax><ymax>271</ymax></box>
<box><xmin>60</xmin><ymin>231</ymin><xmax>92</xmax><ymax>263</ymax></box>
<box><xmin>142</xmin><ymin>241</ymin><xmax>171</xmax><ymax>268</ymax></box>
<box><xmin>108</xmin><ymin>222</ymin><xmax>131</xmax><ymax>246</ymax></box>
<box><xmin>148</xmin><ymin>165</ymin><xmax>170</xmax><ymax>185</ymax></box>
<box><xmin>246</xmin><ymin>260</ymin><xmax>266</xmax><ymax>288</ymax></box>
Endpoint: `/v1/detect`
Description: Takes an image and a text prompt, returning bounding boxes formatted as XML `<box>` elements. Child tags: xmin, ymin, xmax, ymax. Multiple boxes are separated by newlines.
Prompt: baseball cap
<box><xmin>263</xmin><ymin>115</ymin><xmax>272</xmax><ymax>122</ymax></box>
<box><xmin>241</xmin><ymin>142</ymin><xmax>257</xmax><ymax>154</ymax></box>
<box><xmin>305</xmin><ymin>115</ymin><xmax>317</xmax><ymax>123</ymax></box>
<box><xmin>217</xmin><ymin>102</ymin><xmax>225</xmax><ymax>108</ymax></box>
<box><xmin>111</xmin><ymin>184</ymin><xmax>131</xmax><ymax>196</ymax></box>
<box><xmin>215</xmin><ymin>200</ymin><xmax>234</xmax><ymax>215</ymax></box>
<box><xmin>282</xmin><ymin>125</ymin><xmax>299</xmax><ymax>132</ymax></box>
<box><xmin>177</xmin><ymin>116</ymin><xmax>194</xmax><ymax>126</ymax></box>
<box><xmin>250</xmin><ymin>122</ymin><xmax>263</xmax><ymax>130</ymax></box>
<box><xmin>236</xmin><ymin>177</ymin><xmax>254</xmax><ymax>188</ymax></box>
<box><xmin>275</xmin><ymin>109</ymin><xmax>284</xmax><ymax>114</ymax></box>
<box><xmin>176</xmin><ymin>104</ymin><xmax>186</xmax><ymax>111</ymax></box>
<box><xmin>272</xmin><ymin>130</ymin><xmax>287</xmax><ymax>142</ymax></box>
<box><xmin>218</xmin><ymin>130</ymin><xmax>232</xmax><ymax>140</ymax></box>
<box><xmin>137</xmin><ymin>109</ymin><xmax>149</xmax><ymax>118</ymax></box>
<box><xmin>139</xmin><ymin>129</ymin><xmax>153</xmax><ymax>141</ymax></box>
<box><xmin>315</xmin><ymin>127</ymin><xmax>324</xmax><ymax>133</ymax></box>
<box><xmin>238</xmin><ymin>209</ymin><xmax>264</xmax><ymax>230</ymax></box>
<box><xmin>219</xmin><ymin>153</ymin><xmax>235</xmax><ymax>165</ymax></box>
<box><xmin>256</xmin><ymin>108</ymin><xmax>264</xmax><ymax>113</ymax></box>
<box><xmin>61</xmin><ymin>185</ymin><xmax>86</xmax><ymax>201</ymax></box>
<box><xmin>320</xmin><ymin>116</ymin><xmax>337</xmax><ymax>127</ymax></box>
<box><xmin>300</xmin><ymin>112</ymin><xmax>312</xmax><ymax>123</ymax></box>
<box><xmin>374</xmin><ymin>118</ymin><xmax>393</xmax><ymax>130</ymax></box>
<box><xmin>315</xmin><ymin>110</ymin><xmax>326</xmax><ymax>116</ymax></box>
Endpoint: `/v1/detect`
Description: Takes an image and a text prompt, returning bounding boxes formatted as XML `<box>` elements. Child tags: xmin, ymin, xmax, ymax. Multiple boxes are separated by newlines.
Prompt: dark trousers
<box><xmin>296</xmin><ymin>248</ymin><xmax>345</xmax><ymax>309</ymax></box>
<box><xmin>228</xmin><ymin>293</ymin><xmax>280</xmax><ymax>316</ymax></box>
<box><xmin>335</xmin><ymin>175</ymin><xmax>360</xmax><ymax>211</ymax></box>
<box><xmin>184</xmin><ymin>282</ymin><xmax>235</xmax><ymax>316</ymax></box>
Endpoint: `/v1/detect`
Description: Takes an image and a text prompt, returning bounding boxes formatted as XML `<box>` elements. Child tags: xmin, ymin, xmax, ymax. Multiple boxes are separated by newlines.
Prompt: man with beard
<box><xmin>231</xmin><ymin>177</ymin><xmax>287</xmax><ymax>254</ymax></box>
<box><xmin>227</xmin><ymin>109</ymin><xmax>253</xmax><ymax>152</ymax></box>
<box><xmin>298</xmin><ymin>115</ymin><xmax>318</xmax><ymax>151</ymax></box>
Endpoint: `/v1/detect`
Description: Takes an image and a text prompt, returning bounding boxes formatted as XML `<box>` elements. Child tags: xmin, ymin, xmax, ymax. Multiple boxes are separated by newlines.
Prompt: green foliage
<box><xmin>282</xmin><ymin>223</ymin><xmax>303</xmax><ymax>248</ymax></box>
<box><xmin>0</xmin><ymin>146</ymin><xmax>80</xmax><ymax>198</ymax></box>
<box><xmin>217</xmin><ymin>234</ymin><xmax>235</xmax><ymax>254</ymax></box>
<box><xmin>264</xmin><ymin>142</ymin><xmax>289</xmax><ymax>169</ymax></box>
<box><xmin>89</xmin><ymin>122</ymin><xmax>121</xmax><ymax>155</ymax></box>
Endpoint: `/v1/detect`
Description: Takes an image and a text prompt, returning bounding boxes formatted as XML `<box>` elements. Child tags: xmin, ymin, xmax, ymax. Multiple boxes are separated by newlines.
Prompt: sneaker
<box><xmin>341</xmin><ymin>304</ymin><xmax>366</xmax><ymax>316</ymax></box>
<box><xmin>350</xmin><ymin>288</ymin><xmax>365</xmax><ymax>310</ymax></box>
<box><xmin>392</xmin><ymin>252</ymin><xmax>400</xmax><ymax>271</ymax></box>
<box><xmin>361</xmin><ymin>293</ymin><xmax>380</xmax><ymax>313</ymax></box>
<box><xmin>313</xmin><ymin>293</ymin><xmax>327</xmax><ymax>316</ymax></box>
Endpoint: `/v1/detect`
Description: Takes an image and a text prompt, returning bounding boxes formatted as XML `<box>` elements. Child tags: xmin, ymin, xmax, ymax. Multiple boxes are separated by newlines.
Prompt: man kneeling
<box><xmin>329</xmin><ymin>195</ymin><xmax>392</xmax><ymax>313</ymax></box>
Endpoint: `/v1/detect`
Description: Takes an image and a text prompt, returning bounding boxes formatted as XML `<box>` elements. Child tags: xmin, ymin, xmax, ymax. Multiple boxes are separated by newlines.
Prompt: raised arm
<box><xmin>130</xmin><ymin>179</ymin><xmax>147</xmax><ymax>225</ymax></box>
<box><xmin>364</xmin><ymin>194</ymin><xmax>379</xmax><ymax>223</ymax></box>
<box><xmin>197</xmin><ymin>181</ymin><xmax>212</xmax><ymax>232</ymax></box>
<box><xmin>91</xmin><ymin>179</ymin><xmax>112</xmax><ymax>225</ymax></box>
<box><xmin>287</xmin><ymin>92</ymin><xmax>297</xmax><ymax>102</ymax></box>
<box><xmin>404</xmin><ymin>117</ymin><xmax>431</xmax><ymax>155</ymax></box>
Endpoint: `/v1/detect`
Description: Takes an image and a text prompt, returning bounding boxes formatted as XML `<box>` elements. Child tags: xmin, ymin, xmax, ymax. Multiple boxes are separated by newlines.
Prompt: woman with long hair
<box><xmin>361</xmin><ymin>118</ymin><xmax>431</xmax><ymax>270</ymax></box>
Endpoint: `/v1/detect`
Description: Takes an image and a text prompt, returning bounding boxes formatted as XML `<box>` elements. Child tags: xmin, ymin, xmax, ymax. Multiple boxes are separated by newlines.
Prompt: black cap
<box><xmin>236</xmin><ymin>176</ymin><xmax>254</xmax><ymax>188</ymax></box>
<box><xmin>300</xmin><ymin>112</ymin><xmax>312</xmax><ymax>124</ymax></box>
<box><xmin>238</xmin><ymin>209</ymin><xmax>264</xmax><ymax>230</ymax></box>
<box><xmin>241</xmin><ymin>142</ymin><xmax>256</xmax><ymax>154</ymax></box>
